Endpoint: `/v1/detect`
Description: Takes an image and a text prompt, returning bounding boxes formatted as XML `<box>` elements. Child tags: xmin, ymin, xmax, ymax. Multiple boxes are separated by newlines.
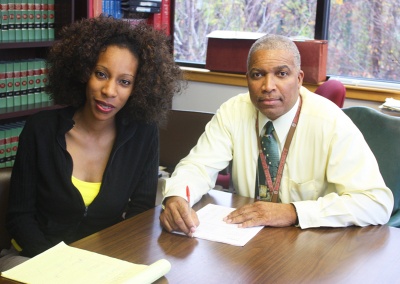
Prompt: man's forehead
<box><xmin>249</xmin><ymin>50</ymin><xmax>295</xmax><ymax>67</ymax></box>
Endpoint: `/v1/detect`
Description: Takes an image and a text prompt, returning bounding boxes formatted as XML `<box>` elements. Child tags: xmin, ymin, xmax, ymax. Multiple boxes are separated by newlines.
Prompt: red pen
<box><xmin>186</xmin><ymin>185</ymin><xmax>191</xmax><ymax>210</ymax></box>
<box><xmin>186</xmin><ymin>185</ymin><xmax>196</xmax><ymax>237</ymax></box>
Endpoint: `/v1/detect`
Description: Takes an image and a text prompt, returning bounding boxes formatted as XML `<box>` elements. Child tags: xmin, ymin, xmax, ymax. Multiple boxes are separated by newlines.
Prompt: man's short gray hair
<box><xmin>247</xmin><ymin>34</ymin><xmax>301</xmax><ymax>71</ymax></box>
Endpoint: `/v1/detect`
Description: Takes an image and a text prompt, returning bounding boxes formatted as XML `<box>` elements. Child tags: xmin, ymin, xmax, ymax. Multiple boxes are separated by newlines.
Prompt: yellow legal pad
<box><xmin>1</xmin><ymin>242</ymin><xmax>171</xmax><ymax>284</ymax></box>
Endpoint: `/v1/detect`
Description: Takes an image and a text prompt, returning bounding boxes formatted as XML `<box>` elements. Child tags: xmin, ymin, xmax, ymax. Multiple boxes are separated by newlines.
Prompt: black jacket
<box><xmin>7</xmin><ymin>107</ymin><xmax>159</xmax><ymax>257</ymax></box>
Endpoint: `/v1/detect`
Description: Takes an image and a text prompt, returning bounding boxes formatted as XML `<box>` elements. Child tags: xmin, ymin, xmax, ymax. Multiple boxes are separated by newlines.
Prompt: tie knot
<box><xmin>265</xmin><ymin>121</ymin><xmax>274</xmax><ymax>136</ymax></box>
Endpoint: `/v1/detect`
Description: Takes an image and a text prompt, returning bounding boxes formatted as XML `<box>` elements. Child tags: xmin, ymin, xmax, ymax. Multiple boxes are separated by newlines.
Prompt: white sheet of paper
<box><xmin>1</xmin><ymin>242</ymin><xmax>171</xmax><ymax>284</ymax></box>
<box><xmin>175</xmin><ymin>203</ymin><xmax>263</xmax><ymax>246</ymax></box>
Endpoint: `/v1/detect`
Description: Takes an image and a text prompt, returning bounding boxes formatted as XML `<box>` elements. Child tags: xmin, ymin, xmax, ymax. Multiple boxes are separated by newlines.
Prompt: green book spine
<box><xmin>21</xmin><ymin>2</ymin><xmax>28</xmax><ymax>41</ymax></box>
<box><xmin>33</xmin><ymin>0</ymin><xmax>40</xmax><ymax>40</ymax></box>
<box><xmin>20</xmin><ymin>60</ymin><xmax>28</xmax><ymax>106</ymax></box>
<box><xmin>0</xmin><ymin>1</ymin><xmax>9</xmax><ymax>42</ymax></box>
<box><xmin>0</xmin><ymin>126</ymin><xmax>5</xmax><ymax>168</ymax></box>
<box><xmin>27</xmin><ymin>0</ymin><xmax>34</xmax><ymax>40</ymax></box>
<box><xmin>27</xmin><ymin>59</ymin><xmax>35</xmax><ymax>104</ymax></box>
<box><xmin>47</xmin><ymin>0</ymin><xmax>53</xmax><ymax>40</ymax></box>
<box><xmin>12</xmin><ymin>60</ymin><xmax>21</xmax><ymax>109</ymax></box>
<box><xmin>10</xmin><ymin>120</ymin><xmax>25</xmax><ymax>166</ymax></box>
<box><xmin>33</xmin><ymin>59</ymin><xmax>41</xmax><ymax>104</ymax></box>
<box><xmin>40</xmin><ymin>0</ymin><xmax>47</xmax><ymax>40</ymax></box>
<box><xmin>7</xmin><ymin>0</ymin><xmax>15</xmax><ymax>41</ymax></box>
<box><xmin>39</xmin><ymin>59</ymin><xmax>49</xmax><ymax>103</ymax></box>
<box><xmin>15</xmin><ymin>2</ymin><xmax>22</xmax><ymax>41</ymax></box>
<box><xmin>5</xmin><ymin>61</ymin><xmax>14</xmax><ymax>109</ymax></box>
<box><xmin>0</xmin><ymin>61</ymin><xmax>6</xmax><ymax>108</ymax></box>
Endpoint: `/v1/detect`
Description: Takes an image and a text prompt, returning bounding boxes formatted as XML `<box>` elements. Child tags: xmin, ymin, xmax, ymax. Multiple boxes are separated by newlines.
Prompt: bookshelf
<box><xmin>0</xmin><ymin>0</ymin><xmax>86</xmax><ymax>123</ymax></box>
<box><xmin>0</xmin><ymin>0</ymin><xmax>86</xmax><ymax>168</ymax></box>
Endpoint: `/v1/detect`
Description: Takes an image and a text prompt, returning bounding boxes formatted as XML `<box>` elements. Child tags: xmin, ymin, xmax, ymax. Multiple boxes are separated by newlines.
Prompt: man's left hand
<box><xmin>223</xmin><ymin>202</ymin><xmax>298</xmax><ymax>227</ymax></box>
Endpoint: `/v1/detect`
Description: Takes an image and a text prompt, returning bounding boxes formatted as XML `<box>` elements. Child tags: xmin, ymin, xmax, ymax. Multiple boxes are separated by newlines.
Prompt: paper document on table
<box><xmin>380</xmin><ymin>97</ymin><xmax>400</xmax><ymax>112</ymax></box>
<box><xmin>0</xmin><ymin>242</ymin><xmax>171</xmax><ymax>284</ymax></box>
<box><xmin>176</xmin><ymin>203</ymin><xmax>263</xmax><ymax>246</ymax></box>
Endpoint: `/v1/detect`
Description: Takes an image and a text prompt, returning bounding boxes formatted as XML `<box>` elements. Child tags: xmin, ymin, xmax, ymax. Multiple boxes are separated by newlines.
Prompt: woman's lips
<box><xmin>95</xmin><ymin>100</ymin><xmax>115</xmax><ymax>113</ymax></box>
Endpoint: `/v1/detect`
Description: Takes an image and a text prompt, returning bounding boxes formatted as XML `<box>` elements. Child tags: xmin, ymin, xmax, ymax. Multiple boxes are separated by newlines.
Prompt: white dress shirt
<box><xmin>163</xmin><ymin>87</ymin><xmax>393</xmax><ymax>228</ymax></box>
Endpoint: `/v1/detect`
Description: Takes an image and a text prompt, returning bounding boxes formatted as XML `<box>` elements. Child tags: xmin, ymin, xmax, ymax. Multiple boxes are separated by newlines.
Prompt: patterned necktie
<box><xmin>263</xmin><ymin>121</ymin><xmax>279</xmax><ymax>179</ymax></box>
<box><xmin>257</xmin><ymin>121</ymin><xmax>280</xmax><ymax>201</ymax></box>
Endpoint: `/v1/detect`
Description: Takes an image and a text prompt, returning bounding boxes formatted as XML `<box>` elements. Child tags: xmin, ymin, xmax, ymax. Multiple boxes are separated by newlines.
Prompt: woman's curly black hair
<box><xmin>45</xmin><ymin>16</ymin><xmax>184</xmax><ymax>125</ymax></box>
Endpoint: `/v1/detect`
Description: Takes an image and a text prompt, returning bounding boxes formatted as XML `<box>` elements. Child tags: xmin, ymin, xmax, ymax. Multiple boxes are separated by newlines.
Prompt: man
<box><xmin>160</xmin><ymin>34</ymin><xmax>393</xmax><ymax>236</ymax></box>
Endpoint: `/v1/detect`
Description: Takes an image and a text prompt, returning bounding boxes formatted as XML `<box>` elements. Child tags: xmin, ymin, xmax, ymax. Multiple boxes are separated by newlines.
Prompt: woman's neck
<box><xmin>73</xmin><ymin>108</ymin><xmax>116</xmax><ymax>137</ymax></box>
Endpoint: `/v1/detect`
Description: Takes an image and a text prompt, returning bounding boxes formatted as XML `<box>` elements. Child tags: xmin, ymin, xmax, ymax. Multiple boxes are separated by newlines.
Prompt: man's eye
<box><xmin>251</xmin><ymin>72</ymin><xmax>262</xmax><ymax>78</ymax></box>
<box><xmin>278</xmin><ymin>71</ymin><xmax>288</xmax><ymax>77</ymax></box>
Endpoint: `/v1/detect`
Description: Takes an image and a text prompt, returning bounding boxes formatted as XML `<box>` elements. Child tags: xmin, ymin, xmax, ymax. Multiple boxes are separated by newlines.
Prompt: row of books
<box><xmin>0</xmin><ymin>120</ymin><xmax>25</xmax><ymax>168</ymax></box>
<box><xmin>0</xmin><ymin>58</ymin><xmax>53</xmax><ymax>111</ymax></box>
<box><xmin>100</xmin><ymin>0</ymin><xmax>162</xmax><ymax>18</ymax></box>
<box><xmin>101</xmin><ymin>0</ymin><xmax>123</xmax><ymax>19</ymax></box>
<box><xmin>146</xmin><ymin>0</ymin><xmax>170</xmax><ymax>36</ymax></box>
<box><xmin>121</xmin><ymin>0</ymin><xmax>162</xmax><ymax>14</ymax></box>
<box><xmin>0</xmin><ymin>0</ymin><xmax>55</xmax><ymax>43</ymax></box>
<box><xmin>89</xmin><ymin>0</ymin><xmax>170</xmax><ymax>36</ymax></box>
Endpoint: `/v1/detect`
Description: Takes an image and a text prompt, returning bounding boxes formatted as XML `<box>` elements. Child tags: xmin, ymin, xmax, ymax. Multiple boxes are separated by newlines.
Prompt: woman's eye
<box><xmin>95</xmin><ymin>71</ymin><xmax>106</xmax><ymax>79</ymax></box>
<box><xmin>120</xmin><ymin>79</ymin><xmax>131</xmax><ymax>86</ymax></box>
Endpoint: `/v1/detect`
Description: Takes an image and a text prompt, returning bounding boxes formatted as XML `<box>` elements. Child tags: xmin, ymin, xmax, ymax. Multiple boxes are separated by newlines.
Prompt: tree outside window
<box><xmin>174</xmin><ymin>0</ymin><xmax>400</xmax><ymax>83</ymax></box>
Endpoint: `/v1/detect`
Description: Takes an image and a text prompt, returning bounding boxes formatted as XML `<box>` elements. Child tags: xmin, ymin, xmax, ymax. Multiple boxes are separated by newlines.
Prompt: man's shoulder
<box><xmin>299</xmin><ymin>87</ymin><xmax>353</xmax><ymax>132</ymax></box>
<box><xmin>220</xmin><ymin>92</ymin><xmax>253</xmax><ymax>111</ymax></box>
<box><xmin>213</xmin><ymin>92</ymin><xmax>256</xmax><ymax>132</ymax></box>
<box><xmin>300</xmin><ymin>87</ymin><xmax>343</xmax><ymax>115</ymax></box>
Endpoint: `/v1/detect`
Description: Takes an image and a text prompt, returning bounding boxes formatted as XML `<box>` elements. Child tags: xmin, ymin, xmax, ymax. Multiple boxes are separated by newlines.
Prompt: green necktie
<box><xmin>257</xmin><ymin>121</ymin><xmax>280</xmax><ymax>200</ymax></box>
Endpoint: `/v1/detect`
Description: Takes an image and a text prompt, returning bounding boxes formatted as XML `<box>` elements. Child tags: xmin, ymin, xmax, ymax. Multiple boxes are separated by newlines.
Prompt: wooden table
<box><xmin>2</xmin><ymin>190</ymin><xmax>400</xmax><ymax>283</ymax></box>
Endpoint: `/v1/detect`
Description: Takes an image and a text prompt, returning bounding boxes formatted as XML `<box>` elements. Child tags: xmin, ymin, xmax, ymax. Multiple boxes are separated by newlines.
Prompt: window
<box><xmin>328</xmin><ymin>0</ymin><xmax>400</xmax><ymax>83</ymax></box>
<box><xmin>174</xmin><ymin>0</ymin><xmax>400</xmax><ymax>85</ymax></box>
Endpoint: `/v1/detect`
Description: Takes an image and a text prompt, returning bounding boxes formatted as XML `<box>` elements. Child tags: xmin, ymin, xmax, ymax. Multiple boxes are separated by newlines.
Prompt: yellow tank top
<box><xmin>12</xmin><ymin>177</ymin><xmax>102</xmax><ymax>252</ymax></box>
<box><xmin>71</xmin><ymin>176</ymin><xmax>101</xmax><ymax>206</ymax></box>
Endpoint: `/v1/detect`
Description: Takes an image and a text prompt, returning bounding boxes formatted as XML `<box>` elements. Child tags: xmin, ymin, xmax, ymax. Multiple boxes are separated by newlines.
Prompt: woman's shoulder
<box><xmin>117</xmin><ymin>117</ymin><xmax>158</xmax><ymax>140</ymax></box>
<box><xmin>28</xmin><ymin>106</ymin><xmax>72</xmax><ymax>119</ymax></box>
<box><xmin>24</xmin><ymin>106</ymin><xmax>75</xmax><ymax>131</ymax></box>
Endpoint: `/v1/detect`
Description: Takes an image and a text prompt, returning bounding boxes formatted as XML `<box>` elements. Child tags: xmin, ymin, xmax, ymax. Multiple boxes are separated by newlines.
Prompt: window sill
<box><xmin>182</xmin><ymin>67</ymin><xmax>400</xmax><ymax>103</ymax></box>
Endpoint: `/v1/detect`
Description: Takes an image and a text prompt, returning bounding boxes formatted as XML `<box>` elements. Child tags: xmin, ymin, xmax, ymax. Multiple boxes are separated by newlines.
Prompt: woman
<box><xmin>2</xmin><ymin>16</ymin><xmax>183</xmax><ymax>266</ymax></box>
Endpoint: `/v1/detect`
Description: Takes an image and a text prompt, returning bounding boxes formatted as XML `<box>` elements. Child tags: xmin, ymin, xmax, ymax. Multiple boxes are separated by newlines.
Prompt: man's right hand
<box><xmin>159</xmin><ymin>196</ymin><xmax>199</xmax><ymax>236</ymax></box>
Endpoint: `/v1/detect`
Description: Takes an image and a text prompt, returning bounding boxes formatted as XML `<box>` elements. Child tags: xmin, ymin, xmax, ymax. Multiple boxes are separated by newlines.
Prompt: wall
<box><xmin>173</xmin><ymin>81</ymin><xmax>383</xmax><ymax>113</ymax></box>
<box><xmin>173</xmin><ymin>81</ymin><xmax>246</xmax><ymax>113</ymax></box>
